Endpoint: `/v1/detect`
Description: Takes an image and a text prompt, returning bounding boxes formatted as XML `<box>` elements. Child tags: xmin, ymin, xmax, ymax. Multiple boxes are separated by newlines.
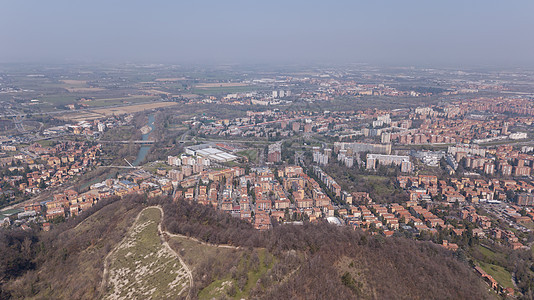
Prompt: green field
<box><xmin>191</xmin><ymin>86</ymin><xmax>259</xmax><ymax>95</ymax></box>
<box><xmin>169</xmin><ymin>232</ymin><xmax>275</xmax><ymax>299</ymax></box>
<box><xmin>104</xmin><ymin>207</ymin><xmax>189</xmax><ymax>299</ymax></box>
<box><xmin>237</xmin><ymin>149</ymin><xmax>258</xmax><ymax>162</ymax></box>
<box><xmin>169</xmin><ymin>234</ymin><xmax>238</xmax><ymax>272</ymax></box>
<box><xmin>360</xmin><ymin>175</ymin><xmax>396</xmax><ymax>196</ymax></box>
<box><xmin>145</xmin><ymin>161</ymin><xmax>174</xmax><ymax>173</ymax></box>
<box><xmin>477</xmin><ymin>245</ymin><xmax>502</xmax><ymax>261</ymax></box>
<box><xmin>360</xmin><ymin>175</ymin><xmax>389</xmax><ymax>182</ymax></box>
<box><xmin>40</xmin><ymin>95</ymin><xmax>78</xmax><ymax>105</ymax></box>
<box><xmin>479</xmin><ymin>262</ymin><xmax>514</xmax><ymax>289</ymax></box>
<box><xmin>198</xmin><ymin>249</ymin><xmax>274</xmax><ymax>299</ymax></box>
<box><xmin>85</xmin><ymin>95</ymin><xmax>159</xmax><ymax>107</ymax></box>
<box><xmin>36</xmin><ymin>139</ymin><xmax>56</xmax><ymax>147</ymax></box>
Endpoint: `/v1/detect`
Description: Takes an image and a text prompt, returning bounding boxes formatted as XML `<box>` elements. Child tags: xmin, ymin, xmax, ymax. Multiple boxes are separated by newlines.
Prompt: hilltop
<box><xmin>0</xmin><ymin>195</ymin><xmax>491</xmax><ymax>299</ymax></box>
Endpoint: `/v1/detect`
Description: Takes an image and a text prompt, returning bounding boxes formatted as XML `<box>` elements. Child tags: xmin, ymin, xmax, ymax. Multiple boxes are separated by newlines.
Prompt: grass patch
<box><xmin>236</xmin><ymin>249</ymin><xmax>274</xmax><ymax>299</ymax></box>
<box><xmin>36</xmin><ymin>139</ymin><xmax>56</xmax><ymax>147</ymax></box>
<box><xmin>198</xmin><ymin>279</ymin><xmax>231</xmax><ymax>299</ymax></box>
<box><xmin>169</xmin><ymin>235</ymin><xmax>237</xmax><ymax>271</ymax></box>
<box><xmin>222</xmin><ymin>161</ymin><xmax>239</xmax><ymax>167</ymax></box>
<box><xmin>105</xmin><ymin>207</ymin><xmax>189</xmax><ymax>299</ymax></box>
<box><xmin>478</xmin><ymin>262</ymin><xmax>514</xmax><ymax>289</ymax></box>
<box><xmin>145</xmin><ymin>162</ymin><xmax>174</xmax><ymax>173</ymax></box>
<box><xmin>190</xmin><ymin>86</ymin><xmax>259</xmax><ymax>95</ymax></box>
<box><xmin>41</xmin><ymin>95</ymin><xmax>78</xmax><ymax>105</ymax></box>
<box><xmin>359</xmin><ymin>175</ymin><xmax>389</xmax><ymax>182</ymax></box>
<box><xmin>196</xmin><ymin>247</ymin><xmax>275</xmax><ymax>299</ymax></box>
<box><xmin>477</xmin><ymin>245</ymin><xmax>501</xmax><ymax>261</ymax></box>
<box><xmin>86</xmin><ymin>95</ymin><xmax>159</xmax><ymax>107</ymax></box>
<box><xmin>237</xmin><ymin>149</ymin><xmax>258</xmax><ymax>162</ymax></box>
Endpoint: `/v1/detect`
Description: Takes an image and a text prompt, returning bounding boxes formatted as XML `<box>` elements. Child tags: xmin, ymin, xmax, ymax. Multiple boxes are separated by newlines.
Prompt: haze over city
<box><xmin>1</xmin><ymin>0</ymin><xmax>534</xmax><ymax>67</ymax></box>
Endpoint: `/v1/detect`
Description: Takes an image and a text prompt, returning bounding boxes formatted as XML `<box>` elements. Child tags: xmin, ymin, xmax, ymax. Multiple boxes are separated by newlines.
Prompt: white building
<box><xmin>366</xmin><ymin>154</ymin><xmax>412</xmax><ymax>173</ymax></box>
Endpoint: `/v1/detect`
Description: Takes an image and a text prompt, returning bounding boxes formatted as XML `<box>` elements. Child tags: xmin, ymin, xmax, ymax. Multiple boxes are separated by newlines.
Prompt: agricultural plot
<box><xmin>92</xmin><ymin>101</ymin><xmax>177</xmax><ymax>116</ymax></box>
<box><xmin>60</xmin><ymin>101</ymin><xmax>177</xmax><ymax>121</ymax></box>
<box><xmin>195</xmin><ymin>83</ymin><xmax>249</xmax><ymax>88</ymax></box>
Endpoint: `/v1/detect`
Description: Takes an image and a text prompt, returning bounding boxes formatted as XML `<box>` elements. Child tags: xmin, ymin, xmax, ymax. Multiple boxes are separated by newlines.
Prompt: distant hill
<box><xmin>0</xmin><ymin>195</ymin><xmax>491</xmax><ymax>299</ymax></box>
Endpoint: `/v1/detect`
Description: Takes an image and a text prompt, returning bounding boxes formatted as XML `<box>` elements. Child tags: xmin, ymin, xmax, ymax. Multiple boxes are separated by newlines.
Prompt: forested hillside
<box><xmin>0</xmin><ymin>195</ymin><xmax>491</xmax><ymax>299</ymax></box>
<box><xmin>161</xmin><ymin>197</ymin><xmax>491</xmax><ymax>299</ymax></box>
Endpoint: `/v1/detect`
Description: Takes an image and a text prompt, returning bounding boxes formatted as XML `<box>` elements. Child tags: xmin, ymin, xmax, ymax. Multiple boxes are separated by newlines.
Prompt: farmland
<box><xmin>60</xmin><ymin>101</ymin><xmax>178</xmax><ymax>121</ymax></box>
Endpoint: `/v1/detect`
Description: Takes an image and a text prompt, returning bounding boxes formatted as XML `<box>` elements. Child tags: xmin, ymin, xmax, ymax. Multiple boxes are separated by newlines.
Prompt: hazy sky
<box><xmin>1</xmin><ymin>0</ymin><xmax>533</xmax><ymax>67</ymax></box>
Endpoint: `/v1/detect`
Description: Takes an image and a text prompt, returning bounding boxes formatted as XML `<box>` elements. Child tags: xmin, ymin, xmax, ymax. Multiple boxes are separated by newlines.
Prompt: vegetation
<box><xmin>1</xmin><ymin>195</ymin><xmax>492</xmax><ymax>299</ymax></box>
<box><xmin>323</xmin><ymin>162</ymin><xmax>409</xmax><ymax>204</ymax></box>
<box><xmin>160</xmin><ymin>197</ymin><xmax>490</xmax><ymax>299</ymax></box>
<box><xmin>469</xmin><ymin>243</ymin><xmax>534</xmax><ymax>296</ymax></box>
<box><xmin>479</xmin><ymin>262</ymin><xmax>514</xmax><ymax>289</ymax></box>
<box><xmin>104</xmin><ymin>207</ymin><xmax>189</xmax><ymax>299</ymax></box>
<box><xmin>237</xmin><ymin>149</ymin><xmax>258</xmax><ymax>163</ymax></box>
<box><xmin>0</xmin><ymin>195</ymin><xmax>145</xmax><ymax>299</ymax></box>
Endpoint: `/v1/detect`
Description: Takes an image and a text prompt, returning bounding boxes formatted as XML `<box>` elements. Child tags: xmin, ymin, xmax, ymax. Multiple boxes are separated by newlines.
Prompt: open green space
<box><xmin>359</xmin><ymin>175</ymin><xmax>390</xmax><ymax>182</ymax></box>
<box><xmin>478</xmin><ymin>262</ymin><xmax>514</xmax><ymax>289</ymax></box>
<box><xmin>40</xmin><ymin>95</ymin><xmax>78</xmax><ymax>105</ymax></box>
<box><xmin>169</xmin><ymin>234</ymin><xmax>237</xmax><ymax>272</ymax></box>
<box><xmin>85</xmin><ymin>95</ymin><xmax>159</xmax><ymax>107</ymax></box>
<box><xmin>104</xmin><ymin>207</ymin><xmax>189</xmax><ymax>299</ymax></box>
<box><xmin>36</xmin><ymin>139</ymin><xmax>57</xmax><ymax>147</ymax></box>
<box><xmin>145</xmin><ymin>161</ymin><xmax>174</xmax><ymax>173</ymax></box>
<box><xmin>169</xmin><ymin>232</ymin><xmax>275</xmax><ymax>299</ymax></box>
<box><xmin>198</xmin><ymin>249</ymin><xmax>274</xmax><ymax>299</ymax></box>
<box><xmin>237</xmin><ymin>149</ymin><xmax>259</xmax><ymax>163</ymax></box>
<box><xmin>191</xmin><ymin>86</ymin><xmax>259</xmax><ymax>95</ymax></box>
<box><xmin>222</xmin><ymin>161</ymin><xmax>240</xmax><ymax>167</ymax></box>
<box><xmin>477</xmin><ymin>245</ymin><xmax>507</xmax><ymax>262</ymax></box>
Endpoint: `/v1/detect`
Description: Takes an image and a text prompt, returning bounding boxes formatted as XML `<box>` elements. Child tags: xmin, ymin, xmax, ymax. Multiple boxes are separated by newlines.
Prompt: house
<box><xmin>24</xmin><ymin>202</ymin><xmax>42</xmax><ymax>213</ymax></box>
<box><xmin>383</xmin><ymin>230</ymin><xmax>394</xmax><ymax>237</ymax></box>
<box><xmin>274</xmin><ymin>199</ymin><xmax>290</xmax><ymax>210</ymax></box>
<box><xmin>441</xmin><ymin>240</ymin><xmax>459</xmax><ymax>251</ymax></box>
<box><xmin>474</xmin><ymin>266</ymin><xmax>498</xmax><ymax>290</ymax></box>
<box><xmin>271</xmin><ymin>210</ymin><xmax>285</xmax><ymax>220</ymax></box>
<box><xmin>256</xmin><ymin>199</ymin><xmax>272</xmax><ymax>211</ymax></box>
<box><xmin>296</xmin><ymin>198</ymin><xmax>313</xmax><ymax>209</ymax></box>
<box><xmin>254</xmin><ymin>211</ymin><xmax>272</xmax><ymax>230</ymax></box>
<box><xmin>325</xmin><ymin>205</ymin><xmax>335</xmax><ymax>217</ymax></box>
<box><xmin>46</xmin><ymin>208</ymin><xmax>65</xmax><ymax>220</ymax></box>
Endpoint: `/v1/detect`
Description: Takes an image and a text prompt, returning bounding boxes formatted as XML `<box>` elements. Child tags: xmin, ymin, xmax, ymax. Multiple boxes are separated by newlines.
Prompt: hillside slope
<box><xmin>161</xmin><ymin>198</ymin><xmax>491</xmax><ymax>299</ymax></box>
<box><xmin>1</xmin><ymin>195</ymin><xmax>145</xmax><ymax>299</ymax></box>
<box><xmin>103</xmin><ymin>207</ymin><xmax>190</xmax><ymax>299</ymax></box>
<box><xmin>1</xmin><ymin>195</ymin><xmax>492</xmax><ymax>299</ymax></box>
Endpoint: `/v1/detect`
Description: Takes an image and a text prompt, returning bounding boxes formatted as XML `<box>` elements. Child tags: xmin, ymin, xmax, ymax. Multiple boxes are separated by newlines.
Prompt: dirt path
<box><xmin>163</xmin><ymin>229</ymin><xmax>240</xmax><ymax>250</ymax></box>
<box><xmin>100</xmin><ymin>207</ymin><xmax>145</xmax><ymax>295</ymax></box>
<box><xmin>100</xmin><ymin>206</ymin><xmax>194</xmax><ymax>299</ymax></box>
<box><xmin>155</xmin><ymin>206</ymin><xmax>194</xmax><ymax>300</ymax></box>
